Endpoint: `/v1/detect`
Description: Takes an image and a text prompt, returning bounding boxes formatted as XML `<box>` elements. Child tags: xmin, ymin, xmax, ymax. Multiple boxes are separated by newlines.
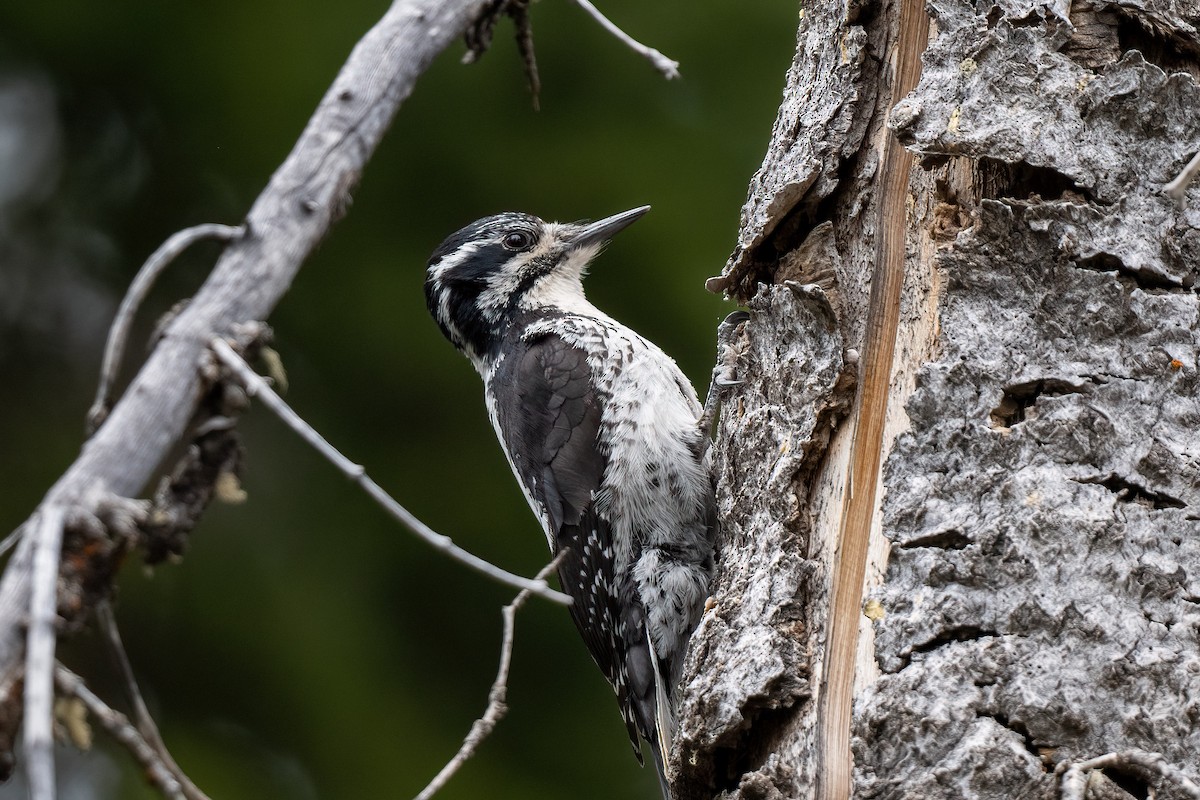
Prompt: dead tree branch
<box><xmin>24</xmin><ymin>506</ymin><xmax>64</xmax><ymax>800</ymax></box>
<box><xmin>0</xmin><ymin>0</ymin><xmax>491</xmax><ymax>776</ymax></box>
<box><xmin>87</xmin><ymin>223</ymin><xmax>245</xmax><ymax>435</ymax></box>
<box><xmin>570</xmin><ymin>0</ymin><xmax>679</xmax><ymax>79</ymax></box>
<box><xmin>1165</xmin><ymin>149</ymin><xmax>1200</xmax><ymax>202</ymax></box>
<box><xmin>414</xmin><ymin>552</ymin><xmax>567</xmax><ymax>800</ymax></box>
<box><xmin>54</xmin><ymin>665</ymin><xmax>191</xmax><ymax>800</ymax></box>
<box><xmin>96</xmin><ymin>602</ymin><xmax>210</xmax><ymax>800</ymax></box>
<box><xmin>464</xmin><ymin>0</ymin><xmax>542</xmax><ymax>108</ymax></box>
<box><xmin>211</xmin><ymin>335</ymin><xmax>569</xmax><ymax>604</ymax></box>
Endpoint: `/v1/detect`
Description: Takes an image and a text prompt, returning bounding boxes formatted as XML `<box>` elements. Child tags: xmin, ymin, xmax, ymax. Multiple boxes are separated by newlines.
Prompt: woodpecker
<box><xmin>424</xmin><ymin>206</ymin><xmax>715</xmax><ymax>797</ymax></box>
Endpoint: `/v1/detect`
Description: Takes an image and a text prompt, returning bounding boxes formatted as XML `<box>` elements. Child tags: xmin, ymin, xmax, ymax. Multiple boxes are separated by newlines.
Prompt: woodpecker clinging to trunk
<box><xmin>424</xmin><ymin>206</ymin><xmax>715</xmax><ymax>797</ymax></box>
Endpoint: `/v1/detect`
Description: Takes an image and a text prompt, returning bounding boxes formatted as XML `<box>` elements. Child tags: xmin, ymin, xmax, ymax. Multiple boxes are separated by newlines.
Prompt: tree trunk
<box><xmin>673</xmin><ymin>0</ymin><xmax>1200</xmax><ymax>797</ymax></box>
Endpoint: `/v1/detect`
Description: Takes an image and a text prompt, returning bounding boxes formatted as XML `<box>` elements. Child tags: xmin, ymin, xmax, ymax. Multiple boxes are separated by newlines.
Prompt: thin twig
<box><xmin>415</xmin><ymin>552</ymin><xmax>566</xmax><ymax>800</ymax></box>
<box><xmin>96</xmin><ymin>602</ymin><xmax>210</xmax><ymax>800</ymax></box>
<box><xmin>1060</xmin><ymin>749</ymin><xmax>1200</xmax><ymax>800</ymax></box>
<box><xmin>25</xmin><ymin>506</ymin><xmax>65</xmax><ymax>800</ymax></box>
<box><xmin>87</xmin><ymin>223</ymin><xmax>244</xmax><ymax>435</ymax></box>
<box><xmin>54</xmin><ymin>664</ymin><xmax>187</xmax><ymax>800</ymax></box>
<box><xmin>569</xmin><ymin>0</ymin><xmax>680</xmax><ymax>79</ymax></box>
<box><xmin>210</xmin><ymin>337</ymin><xmax>570</xmax><ymax>605</ymax></box>
<box><xmin>1165</xmin><ymin>150</ymin><xmax>1200</xmax><ymax>202</ymax></box>
<box><xmin>0</xmin><ymin>525</ymin><xmax>24</xmax><ymax>560</ymax></box>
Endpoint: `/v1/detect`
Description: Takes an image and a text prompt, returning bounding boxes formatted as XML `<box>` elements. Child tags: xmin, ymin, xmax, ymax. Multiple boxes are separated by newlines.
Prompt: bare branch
<box><xmin>569</xmin><ymin>0</ymin><xmax>680</xmax><ymax>79</ymax></box>
<box><xmin>1060</xmin><ymin>749</ymin><xmax>1200</xmax><ymax>800</ymax></box>
<box><xmin>415</xmin><ymin>552</ymin><xmax>566</xmax><ymax>800</ymax></box>
<box><xmin>1165</xmin><ymin>150</ymin><xmax>1200</xmax><ymax>202</ymax></box>
<box><xmin>0</xmin><ymin>525</ymin><xmax>24</xmax><ymax>560</ymax></box>
<box><xmin>97</xmin><ymin>602</ymin><xmax>210</xmax><ymax>800</ymax></box>
<box><xmin>25</xmin><ymin>506</ymin><xmax>64</xmax><ymax>800</ymax></box>
<box><xmin>210</xmin><ymin>336</ymin><xmax>571</xmax><ymax>605</ymax></box>
<box><xmin>87</xmin><ymin>224</ymin><xmax>244</xmax><ymax>435</ymax></box>
<box><xmin>0</xmin><ymin>0</ymin><xmax>493</xmax><ymax>760</ymax></box>
<box><xmin>54</xmin><ymin>665</ymin><xmax>189</xmax><ymax>800</ymax></box>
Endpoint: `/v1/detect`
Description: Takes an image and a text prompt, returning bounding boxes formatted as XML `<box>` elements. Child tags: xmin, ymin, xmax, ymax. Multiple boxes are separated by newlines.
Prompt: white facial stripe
<box><xmin>437</xmin><ymin>290</ymin><xmax>457</xmax><ymax>336</ymax></box>
<box><xmin>477</xmin><ymin>254</ymin><xmax>530</xmax><ymax>319</ymax></box>
<box><xmin>429</xmin><ymin>241</ymin><xmax>484</xmax><ymax>282</ymax></box>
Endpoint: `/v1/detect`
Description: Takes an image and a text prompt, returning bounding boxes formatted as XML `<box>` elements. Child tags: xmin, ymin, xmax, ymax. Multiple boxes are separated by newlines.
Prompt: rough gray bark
<box><xmin>675</xmin><ymin>284</ymin><xmax>853</xmax><ymax>796</ymax></box>
<box><xmin>860</xmin><ymin>0</ymin><xmax>1200</xmax><ymax>795</ymax></box>
<box><xmin>673</xmin><ymin>0</ymin><xmax>905</xmax><ymax>793</ymax></box>
<box><xmin>0</xmin><ymin>0</ymin><xmax>487</xmax><ymax>775</ymax></box>
<box><xmin>674</xmin><ymin>0</ymin><xmax>1200</xmax><ymax>798</ymax></box>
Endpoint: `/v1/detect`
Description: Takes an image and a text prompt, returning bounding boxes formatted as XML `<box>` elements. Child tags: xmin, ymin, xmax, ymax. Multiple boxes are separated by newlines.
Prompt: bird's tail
<box><xmin>646</xmin><ymin>620</ymin><xmax>675</xmax><ymax>800</ymax></box>
<box><xmin>649</xmin><ymin>741</ymin><xmax>671</xmax><ymax>800</ymax></box>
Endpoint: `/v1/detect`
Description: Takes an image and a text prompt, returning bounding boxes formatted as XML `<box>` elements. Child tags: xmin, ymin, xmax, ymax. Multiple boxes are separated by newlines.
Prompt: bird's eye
<box><xmin>502</xmin><ymin>231</ymin><xmax>533</xmax><ymax>251</ymax></box>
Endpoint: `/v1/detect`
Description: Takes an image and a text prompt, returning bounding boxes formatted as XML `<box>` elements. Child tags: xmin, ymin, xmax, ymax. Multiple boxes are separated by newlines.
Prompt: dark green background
<box><xmin>0</xmin><ymin>2</ymin><xmax>795</xmax><ymax>797</ymax></box>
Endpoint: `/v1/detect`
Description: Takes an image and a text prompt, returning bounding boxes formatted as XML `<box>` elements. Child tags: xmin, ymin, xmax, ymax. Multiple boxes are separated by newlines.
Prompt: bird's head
<box><xmin>424</xmin><ymin>206</ymin><xmax>649</xmax><ymax>363</ymax></box>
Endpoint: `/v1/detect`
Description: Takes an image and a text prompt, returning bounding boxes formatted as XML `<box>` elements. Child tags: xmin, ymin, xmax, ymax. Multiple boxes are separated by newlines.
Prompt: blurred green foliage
<box><xmin>0</xmin><ymin>1</ymin><xmax>796</xmax><ymax>797</ymax></box>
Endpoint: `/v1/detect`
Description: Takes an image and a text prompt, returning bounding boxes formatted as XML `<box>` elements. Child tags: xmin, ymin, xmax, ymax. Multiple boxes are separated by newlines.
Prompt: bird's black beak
<box><xmin>571</xmin><ymin>206</ymin><xmax>651</xmax><ymax>250</ymax></box>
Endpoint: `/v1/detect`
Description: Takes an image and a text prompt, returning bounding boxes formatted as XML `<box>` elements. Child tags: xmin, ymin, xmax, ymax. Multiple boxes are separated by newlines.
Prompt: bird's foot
<box><xmin>700</xmin><ymin>310</ymin><xmax>750</xmax><ymax>434</ymax></box>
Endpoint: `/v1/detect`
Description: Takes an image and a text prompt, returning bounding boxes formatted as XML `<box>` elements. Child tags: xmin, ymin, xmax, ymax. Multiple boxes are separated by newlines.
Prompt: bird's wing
<box><xmin>499</xmin><ymin>333</ymin><xmax>605</xmax><ymax>534</ymax></box>
<box><xmin>491</xmin><ymin>332</ymin><xmax>653</xmax><ymax>764</ymax></box>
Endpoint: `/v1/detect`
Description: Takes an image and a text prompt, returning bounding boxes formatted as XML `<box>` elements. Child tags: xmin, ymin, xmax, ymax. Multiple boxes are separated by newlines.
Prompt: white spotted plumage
<box><xmin>521</xmin><ymin>311</ymin><xmax>712</xmax><ymax>669</ymax></box>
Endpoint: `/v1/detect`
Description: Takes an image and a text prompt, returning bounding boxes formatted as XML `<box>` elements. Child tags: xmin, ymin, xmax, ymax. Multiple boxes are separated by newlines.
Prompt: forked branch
<box><xmin>87</xmin><ymin>223</ymin><xmax>244</xmax><ymax>435</ymax></box>
<box><xmin>415</xmin><ymin>552</ymin><xmax>567</xmax><ymax>800</ymax></box>
<box><xmin>0</xmin><ymin>0</ymin><xmax>505</xmax><ymax>777</ymax></box>
<box><xmin>55</xmin><ymin>666</ymin><xmax>191</xmax><ymax>800</ymax></box>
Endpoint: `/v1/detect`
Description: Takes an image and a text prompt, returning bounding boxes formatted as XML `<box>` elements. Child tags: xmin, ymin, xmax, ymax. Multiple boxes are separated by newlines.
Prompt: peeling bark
<box><xmin>675</xmin><ymin>284</ymin><xmax>852</xmax><ymax>798</ymax></box>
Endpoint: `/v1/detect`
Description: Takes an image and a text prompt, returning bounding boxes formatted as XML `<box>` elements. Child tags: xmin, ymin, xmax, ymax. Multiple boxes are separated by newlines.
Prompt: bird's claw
<box><xmin>700</xmin><ymin>311</ymin><xmax>751</xmax><ymax>433</ymax></box>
